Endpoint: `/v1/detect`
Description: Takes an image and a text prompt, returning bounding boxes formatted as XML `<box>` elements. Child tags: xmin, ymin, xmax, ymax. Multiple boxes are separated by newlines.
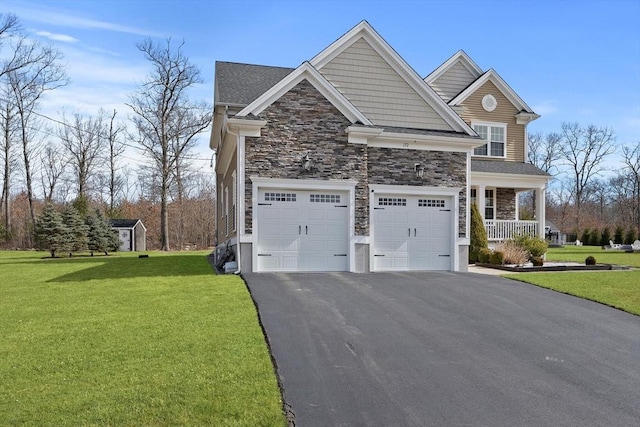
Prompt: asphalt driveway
<box><xmin>243</xmin><ymin>272</ymin><xmax>640</xmax><ymax>427</ymax></box>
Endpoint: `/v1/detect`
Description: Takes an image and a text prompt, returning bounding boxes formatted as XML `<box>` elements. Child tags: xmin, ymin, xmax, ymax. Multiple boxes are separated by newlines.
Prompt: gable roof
<box><xmin>424</xmin><ymin>50</ymin><xmax>483</xmax><ymax>86</ymax></box>
<box><xmin>215</xmin><ymin>62</ymin><xmax>294</xmax><ymax>107</ymax></box>
<box><xmin>308</xmin><ymin>21</ymin><xmax>474</xmax><ymax>135</ymax></box>
<box><xmin>236</xmin><ymin>61</ymin><xmax>372</xmax><ymax>125</ymax></box>
<box><xmin>449</xmin><ymin>69</ymin><xmax>537</xmax><ymax>114</ymax></box>
<box><xmin>110</xmin><ymin>219</ymin><xmax>144</xmax><ymax>229</ymax></box>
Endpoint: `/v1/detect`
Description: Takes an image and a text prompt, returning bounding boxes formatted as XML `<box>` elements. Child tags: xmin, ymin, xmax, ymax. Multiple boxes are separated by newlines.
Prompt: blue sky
<box><xmin>4</xmin><ymin>0</ymin><xmax>640</xmax><ymax>170</ymax></box>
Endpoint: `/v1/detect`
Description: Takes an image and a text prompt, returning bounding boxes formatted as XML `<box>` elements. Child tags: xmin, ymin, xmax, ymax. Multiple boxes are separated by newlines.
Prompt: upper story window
<box><xmin>473</xmin><ymin>123</ymin><xmax>506</xmax><ymax>158</ymax></box>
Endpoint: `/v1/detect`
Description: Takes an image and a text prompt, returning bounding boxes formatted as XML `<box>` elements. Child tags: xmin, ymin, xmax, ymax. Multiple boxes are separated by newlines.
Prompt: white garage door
<box><xmin>256</xmin><ymin>189</ymin><xmax>349</xmax><ymax>272</ymax></box>
<box><xmin>373</xmin><ymin>195</ymin><xmax>452</xmax><ymax>271</ymax></box>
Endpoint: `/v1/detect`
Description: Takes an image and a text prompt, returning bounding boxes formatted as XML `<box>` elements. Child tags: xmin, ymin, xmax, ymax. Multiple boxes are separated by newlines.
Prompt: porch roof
<box><xmin>471</xmin><ymin>159</ymin><xmax>549</xmax><ymax>176</ymax></box>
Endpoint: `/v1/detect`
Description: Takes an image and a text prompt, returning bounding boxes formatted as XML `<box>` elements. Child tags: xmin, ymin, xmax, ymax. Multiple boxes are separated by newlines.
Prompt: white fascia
<box><xmin>471</xmin><ymin>171</ymin><xmax>549</xmax><ymax>189</ymax></box>
<box><xmin>236</xmin><ymin>62</ymin><xmax>371</xmax><ymax>125</ymax></box>
<box><xmin>347</xmin><ymin>126</ymin><xmax>484</xmax><ymax>153</ymax></box>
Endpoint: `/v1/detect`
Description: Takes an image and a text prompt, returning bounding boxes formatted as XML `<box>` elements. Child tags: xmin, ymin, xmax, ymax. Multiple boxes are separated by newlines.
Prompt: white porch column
<box><xmin>535</xmin><ymin>186</ymin><xmax>545</xmax><ymax>238</ymax></box>
<box><xmin>478</xmin><ymin>185</ymin><xmax>486</xmax><ymax>220</ymax></box>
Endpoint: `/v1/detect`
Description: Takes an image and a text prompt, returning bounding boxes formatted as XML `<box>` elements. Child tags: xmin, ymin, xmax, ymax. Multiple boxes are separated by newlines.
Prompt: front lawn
<box><xmin>504</xmin><ymin>246</ymin><xmax>640</xmax><ymax>316</ymax></box>
<box><xmin>0</xmin><ymin>251</ymin><xmax>285</xmax><ymax>426</ymax></box>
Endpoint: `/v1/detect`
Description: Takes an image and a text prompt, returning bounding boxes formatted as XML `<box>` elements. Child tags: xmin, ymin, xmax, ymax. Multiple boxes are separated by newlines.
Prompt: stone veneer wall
<box><xmin>244</xmin><ymin>80</ymin><xmax>369</xmax><ymax>235</ymax></box>
<box><xmin>368</xmin><ymin>147</ymin><xmax>468</xmax><ymax>237</ymax></box>
<box><xmin>496</xmin><ymin>188</ymin><xmax>516</xmax><ymax>220</ymax></box>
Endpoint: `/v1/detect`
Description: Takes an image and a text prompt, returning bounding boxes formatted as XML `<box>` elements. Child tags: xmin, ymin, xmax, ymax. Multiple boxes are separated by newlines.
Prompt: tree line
<box><xmin>0</xmin><ymin>13</ymin><xmax>213</xmax><ymax>251</ymax></box>
<box><xmin>525</xmin><ymin>122</ymin><xmax>640</xmax><ymax>242</ymax></box>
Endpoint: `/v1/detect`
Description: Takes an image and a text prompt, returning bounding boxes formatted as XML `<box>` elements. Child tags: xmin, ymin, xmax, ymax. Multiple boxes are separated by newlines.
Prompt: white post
<box><xmin>478</xmin><ymin>185</ymin><xmax>486</xmax><ymax>220</ymax></box>
<box><xmin>535</xmin><ymin>186</ymin><xmax>545</xmax><ymax>239</ymax></box>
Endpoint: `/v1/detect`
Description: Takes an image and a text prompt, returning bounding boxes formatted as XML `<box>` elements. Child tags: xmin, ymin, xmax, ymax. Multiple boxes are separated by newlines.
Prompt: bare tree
<box><xmin>106</xmin><ymin>109</ymin><xmax>125</xmax><ymax>212</ymax></box>
<box><xmin>127</xmin><ymin>38</ymin><xmax>212</xmax><ymax>251</ymax></box>
<box><xmin>559</xmin><ymin>122</ymin><xmax>616</xmax><ymax>231</ymax></box>
<box><xmin>58</xmin><ymin>112</ymin><xmax>104</xmax><ymax>199</ymax></box>
<box><xmin>621</xmin><ymin>142</ymin><xmax>640</xmax><ymax>230</ymax></box>
<box><xmin>5</xmin><ymin>36</ymin><xmax>67</xmax><ymax>227</ymax></box>
<box><xmin>528</xmin><ymin>131</ymin><xmax>562</xmax><ymax>174</ymax></box>
<box><xmin>40</xmin><ymin>141</ymin><xmax>68</xmax><ymax>202</ymax></box>
<box><xmin>0</xmin><ymin>85</ymin><xmax>18</xmax><ymax>235</ymax></box>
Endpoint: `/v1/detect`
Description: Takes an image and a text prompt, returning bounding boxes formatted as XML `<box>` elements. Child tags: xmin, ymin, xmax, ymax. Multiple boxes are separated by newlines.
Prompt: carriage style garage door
<box><xmin>373</xmin><ymin>195</ymin><xmax>452</xmax><ymax>271</ymax></box>
<box><xmin>256</xmin><ymin>189</ymin><xmax>349</xmax><ymax>272</ymax></box>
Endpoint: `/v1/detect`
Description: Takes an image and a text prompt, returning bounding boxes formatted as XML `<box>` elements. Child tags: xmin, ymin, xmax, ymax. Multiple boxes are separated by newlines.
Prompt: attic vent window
<box><xmin>482</xmin><ymin>94</ymin><xmax>497</xmax><ymax>112</ymax></box>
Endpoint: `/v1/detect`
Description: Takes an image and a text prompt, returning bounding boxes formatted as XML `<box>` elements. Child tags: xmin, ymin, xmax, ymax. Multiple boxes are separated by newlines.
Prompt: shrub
<box><xmin>585</xmin><ymin>256</ymin><xmax>596</xmax><ymax>265</ymax></box>
<box><xmin>624</xmin><ymin>227</ymin><xmax>637</xmax><ymax>245</ymax></box>
<box><xmin>580</xmin><ymin>229</ymin><xmax>590</xmax><ymax>245</ymax></box>
<box><xmin>490</xmin><ymin>251</ymin><xmax>504</xmax><ymax>265</ymax></box>
<box><xmin>478</xmin><ymin>248</ymin><xmax>492</xmax><ymax>264</ymax></box>
<box><xmin>589</xmin><ymin>229</ymin><xmax>600</xmax><ymax>247</ymax></box>
<box><xmin>513</xmin><ymin>234</ymin><xmax>548</xmax><ymax>259</ymax></box>
<box><xmin>600</xmin><ymin>227</ymin><xmax>611</xmax><ymax>247</ymax></box>
<box><xmin>469</xmin><ymin>203</ymin><xmax>488</xmax><ymax>263</ymax></box>
<box><xmin>497</xmin><ymin>240</ymin><xmax>529</xmax><ymax>265</ymax></box>
<box><xmin>614</xmin><ymin>225</ymin><xmax>624</xmax><ymax>245</ymax></box>
<box><xmin>531</xmin><ymin>256</ymin><xmax>544</xmax><ymax>266</ymax></box>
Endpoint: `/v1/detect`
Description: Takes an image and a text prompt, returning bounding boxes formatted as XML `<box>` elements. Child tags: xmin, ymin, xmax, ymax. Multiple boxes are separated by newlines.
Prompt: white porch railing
<box><xmin>485</xmin><ymin>220</ymin><xmax>539</xmax><ymax>241</ymax></box>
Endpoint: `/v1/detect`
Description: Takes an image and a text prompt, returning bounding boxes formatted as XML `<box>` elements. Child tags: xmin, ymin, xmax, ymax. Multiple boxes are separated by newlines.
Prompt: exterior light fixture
<box><xmin>415</xmin><ymin>163</ymin><xmax>424</xmax><ymax>178</ymax></box>
<box><xmin>303</xmin><ymin>155</ymin><xmax>313</xmax><ymax>171</ymax></box>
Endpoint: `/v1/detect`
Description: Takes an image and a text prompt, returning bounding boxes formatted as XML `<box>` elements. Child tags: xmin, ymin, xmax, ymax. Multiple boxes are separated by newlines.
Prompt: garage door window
<box><xmin>418</xmin><ymin>199</ymin><xmax>445</xmax><ymax>208</ymax></box>
<box><xmin>378</xmin><ymin>197</ymin><xmax>407</xmax><ymax>206</ymax></box>
<box><xmin>265</xmin><ymin>192</ymin><xmax>296</xmax><ymax>202</ymax></box>
<box><xmin>310</xmin><ymin>194</ymin><xmax>340</xmax><ymax>203</ymax></box>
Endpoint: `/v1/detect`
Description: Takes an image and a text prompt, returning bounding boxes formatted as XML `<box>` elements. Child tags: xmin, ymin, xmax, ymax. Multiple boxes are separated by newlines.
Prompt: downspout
<box><xmin>226</xmin><ymin>125</ymin><xmax>241</xmax><ymax>274</ymax></box>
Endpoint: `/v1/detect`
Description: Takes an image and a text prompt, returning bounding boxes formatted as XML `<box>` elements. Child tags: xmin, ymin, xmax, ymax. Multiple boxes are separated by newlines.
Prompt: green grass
<box><xmin>504</xmin><ymin>246</ymin><xmax>640</xmax><ymax>315</ymax></box>
<box><xmin>0</xmin><ymin>250</ymin><xmax>285</xmax><ymax>426</ymax></box>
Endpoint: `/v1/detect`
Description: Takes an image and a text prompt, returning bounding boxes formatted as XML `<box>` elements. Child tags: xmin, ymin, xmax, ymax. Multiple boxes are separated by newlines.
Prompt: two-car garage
<box><xmin>254</xmin><ymin>182</ymin><xmax>456</xmax><ymax>273</ymax></box>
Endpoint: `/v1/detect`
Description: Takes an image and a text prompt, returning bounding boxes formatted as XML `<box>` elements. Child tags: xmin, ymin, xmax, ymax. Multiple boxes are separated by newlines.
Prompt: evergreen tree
<box><xmin>86</xmin><ymin>209</ymin><xmax>119</xmax><ymax>255</ymax></box>
<box><xmin>589</xmin><ymin>229</ymin><xmax>600</xmax><ymax>246</ymax></box>
<box><xmin>35</xmin><ymin>204</ymin><xmax>71</xmax><ymax>257</ymax></box>
<box><xmin>62</xmin><ymin>206</ymin><xmax>88</xmax><ymax>255</ymax></box>
<box><xmin>614</xmin><ymin>225</ymin><xmax>624</xmax><ymax>244</ymax></box>
<box><xmin>469</xmin><ymin>203</ymin><xmax>488</xmax><ymax>263</ymax></box>
<box><xmin>580</xmin><ymin>229</ymin><xmax>590</xmax><ymax>244</ymax></box>
<box><xmin>625</xmin><ymin>227</ymin><xmax>638</xmax><ymax>245</ymax></box>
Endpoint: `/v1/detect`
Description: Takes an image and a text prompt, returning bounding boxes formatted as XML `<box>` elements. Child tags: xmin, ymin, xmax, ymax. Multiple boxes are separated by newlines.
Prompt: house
<box><xmin>110</xmin><ymin>219</ymin><xmax>146</xmax><ymax>252</ymax></box>
<box><xmin>211</xmin><ymin>21</ymin><xmax>550</xmax><ymax>273</ymax></box>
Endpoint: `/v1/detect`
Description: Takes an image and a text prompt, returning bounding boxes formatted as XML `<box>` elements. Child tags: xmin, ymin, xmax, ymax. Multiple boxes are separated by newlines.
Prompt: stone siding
<box><xmin>245</xmin><ymin>80</ymin><xmax>369</xmax><ymax>235</ymax></box>
<box><xmin>496</xmin><ymin>188</ymin><xmax>516</xmax><ymax>220</ymax></box>
<box><xmin>368</xmin><ymin>147</ymin><xmax>468</xmax><ymax>236</ymax></box>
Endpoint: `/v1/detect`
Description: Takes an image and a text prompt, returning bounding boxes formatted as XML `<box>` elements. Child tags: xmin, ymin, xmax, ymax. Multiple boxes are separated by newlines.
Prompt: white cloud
<box><xmin>35</xmin><ymin>31</ymin><xmax>78</xmax><ymax>43</ymax></box>
<box><xmin>532</xmin><ymin>100</ymin><xmax>558</xmax><ymax>116</ymax></box>
<box><xmin>6</xmin><ymin>3</ymin><xmax>162</xmax><ymax>38</ymax></box>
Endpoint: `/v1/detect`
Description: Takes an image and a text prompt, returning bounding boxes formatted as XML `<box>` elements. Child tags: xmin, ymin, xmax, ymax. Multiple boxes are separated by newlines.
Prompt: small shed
<box><xmin>110</xmin><ymin>219</ymin><xmax>147</xmax><ymax>252</ymax></box>
<box><xmin>545</xmin><ymin>220</ymin><xmax>565</xmax><ymax>246</ymax></box>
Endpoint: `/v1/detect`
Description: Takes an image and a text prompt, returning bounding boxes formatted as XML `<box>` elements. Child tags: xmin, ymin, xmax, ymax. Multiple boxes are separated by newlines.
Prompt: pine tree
<box><xmin>86</xmin><ymin>209</ymin><xmax>119</xmax><ymax>255</ymax></box>
<box><xmin>469</xmin><ymin>202</ymin><xmax>488</xmax><ymax>263</ymax></box>
<box><xmin>36</xmin><ymin>204</ymin><xmax>71</xmax><ymax>257</ymax></box>
<box><xmin>614</xmin><ymin>225</ymin><xmax>624</xmax><ymax>244</ymax></box>
<box><xmin>600</xmin><ymin>227</ymin><xmax>611</xmax><ymax>247</ymax></box>
<box><xmin>62</xmin><ymin>206</ymin><xmax>88</xmax><ymax>255</ymax></box>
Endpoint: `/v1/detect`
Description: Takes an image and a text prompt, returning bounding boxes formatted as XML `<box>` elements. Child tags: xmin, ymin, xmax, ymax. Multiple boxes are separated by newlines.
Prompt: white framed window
<box><xmin>485</xmin><ymin>189</ymin><xmax>495</xmax><ymax>220</ymax></box>
<box><xmin>224</xmin><ymin>187</ymin><xmax>229</xmax><ymax>234</ymax></box>
<box><xmin>472</xmin><ymin>123</ymin><xmax>506</xmax><ymax>158</ymax></box>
